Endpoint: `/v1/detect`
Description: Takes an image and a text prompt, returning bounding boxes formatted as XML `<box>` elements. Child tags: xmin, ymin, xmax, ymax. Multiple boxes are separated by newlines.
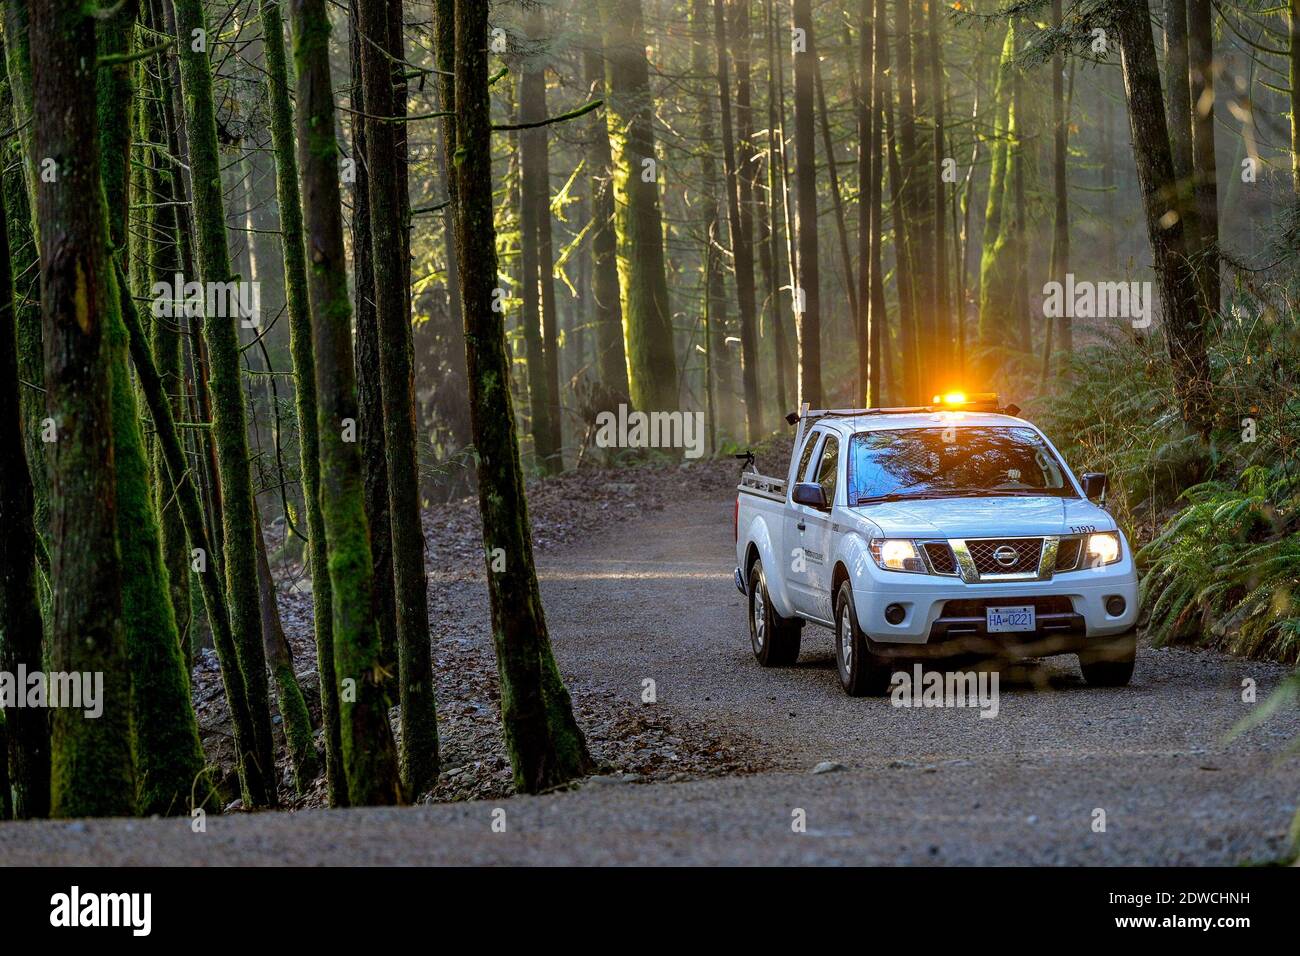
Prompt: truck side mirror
<box><xmin>1081</xmin><ymin>472</ymin><xmax>1108</xmax><ymax>500</ymax></box>
<box><xmin>791</xmin><ymin>482</ymin><xmax>828</xmax><ymax>509</ymax></box>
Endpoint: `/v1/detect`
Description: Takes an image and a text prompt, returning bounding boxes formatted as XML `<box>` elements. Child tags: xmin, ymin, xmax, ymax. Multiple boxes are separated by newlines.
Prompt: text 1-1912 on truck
<box><xmin>734</xmin><ymin>394</ymin><xmax>1138</xmax><ymax>696</ymax></box>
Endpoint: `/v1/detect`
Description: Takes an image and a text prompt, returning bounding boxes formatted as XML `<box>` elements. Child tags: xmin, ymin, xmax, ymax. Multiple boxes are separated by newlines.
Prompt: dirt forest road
<box><xmin>4</xmin><ymin>491</ymin><xmax>1299</xmax><ymax>865</ymax></box>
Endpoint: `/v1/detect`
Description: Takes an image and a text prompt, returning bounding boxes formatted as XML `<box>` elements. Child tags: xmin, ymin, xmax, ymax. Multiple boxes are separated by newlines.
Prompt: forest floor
<box><xmin>3</xmin><ymin>442</ymin><xmax>1300</xmax><ymax>864</ymax></box>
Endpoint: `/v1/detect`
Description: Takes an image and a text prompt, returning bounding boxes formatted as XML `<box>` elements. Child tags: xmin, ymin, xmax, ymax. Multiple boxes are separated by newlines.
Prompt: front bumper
<box><xmin>855</xmin><ymin>563</ymin><xmax>1138</xmax><ymax>649</ymax></box>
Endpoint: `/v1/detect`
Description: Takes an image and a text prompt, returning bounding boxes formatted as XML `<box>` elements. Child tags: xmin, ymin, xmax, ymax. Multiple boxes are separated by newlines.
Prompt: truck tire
<box><xmin>1079</xmin><ymin>631</ymin><xmax>1137</xmax><ymax>687</ymax></box>
<box><xmin>834</xmin><ymin>582</ymin><xmax>893</xmax><ymax>696</ymax></box>
<box><xmin>748</xmin><ymin>559</ymin><xmax>801</xmax><ymax>666</ymax></box>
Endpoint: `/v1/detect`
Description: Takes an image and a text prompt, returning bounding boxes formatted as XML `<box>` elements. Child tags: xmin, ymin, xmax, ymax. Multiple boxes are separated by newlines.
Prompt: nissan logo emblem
<box><xmin>992</xmin><ymin>545</ymin><xmax>1019</xmax><ymax>567</ymax></box>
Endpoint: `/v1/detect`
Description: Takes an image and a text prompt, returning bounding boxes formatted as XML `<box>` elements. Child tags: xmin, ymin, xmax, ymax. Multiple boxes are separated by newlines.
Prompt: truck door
<box><xmin>786</xmin><ymin>431</ymin><xmax>838</xmax><ymax>621</ymax></box>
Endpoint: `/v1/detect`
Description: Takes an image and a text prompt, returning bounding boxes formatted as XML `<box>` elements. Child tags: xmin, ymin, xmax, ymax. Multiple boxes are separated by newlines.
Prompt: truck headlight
<box><xmin>1085</xmin><ymin>532</ymin><xmax>1121</xmax><ymax>567</ymax></box>
<box><xmin>869</xmin><ymin>538</ymin><xmax>925</xmax><ymax>573</ymax></box>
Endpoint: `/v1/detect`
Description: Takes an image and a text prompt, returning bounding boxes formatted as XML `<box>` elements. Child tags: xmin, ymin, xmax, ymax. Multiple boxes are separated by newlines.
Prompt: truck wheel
<box><xmin>834</xmin><ymin>582</ymin><xmax>893</xmax><ymax>697</ymax></box>
<box><xmin>747</xmin><ymin>559</ymin><xmax>801</xmax><ymax>666</ymax></box>
<box><xmin>1079</xmin><ymin>631</ymin><xmax>1137</xmax><ymax>687</ymax></box>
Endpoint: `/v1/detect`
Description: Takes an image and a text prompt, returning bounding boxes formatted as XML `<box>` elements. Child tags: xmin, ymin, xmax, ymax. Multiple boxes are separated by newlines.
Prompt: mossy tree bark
<box><xmin>791</xmin><ymin>0</ymin><xmax>821</xmax><ymax>407</ymax></box>
<box><xmin>712</xmin><ymin>0</ymin><xmax>757</xmax><ymax>440</ymax></box>
<box><xmin>580</xmin><ymin>27</ymin><xmax>630</xmax><ymax>402</ymax></box>
<box><xmin>349</xmin><ymin>0</ymin><xmax>399</xmax><ymax>709</ymax></box>
<box><xmin>135</xmin><ymin>28</ymin><xmax>193</xmax><ymax>671</ymax></box>
<box><xmin>0</xmin><ymin>12</ymin><xmax>48</xmax><ymax>550</ymax></box>
<box><xmin>691</xmin><ymin>0</ymin><xmax>732</xmax><ymax>436</ymax></box>
<box><xmin>600</xmin><ymin>0</ymin><xmax>679</xmax><ymax>412</ymax></box>
<box><xmin>95</xmin><ymin>0</ymin><xmax>207</xmax><ymax>819</ymax></box>
<box><xmin>0</xmin><ymin>155</ymin><xmax>48</xmax><ymax>820</ymax></box>
<box><xmin>118</xmin><ymin>264</ymin><xmax>262</xmax><ymax>808</ymax></box>
<box><xmin>518</xmin><ymin>8</ymin><xmax>563</xmax><ymax>472</ymax></box>
<box><xmin>356</xmin><ymin>0</ymin><xmax>439</xmax><ymax>796</ymax></box>
<box><xmin>171</xmin><ymin>0</ymin><xmax>276</xmax><ymax>808</ymax></box>
<box><xmin>29</xmin><ymin>0</ymin><xmax>136</xmax><ymax>818</ymax></box>
<box><xmin>449</xmin><ymin>0</ymin><xmax>593</xmax><ymax>793</ymax></box>
<box><xmin>257</xmin><ymin>0</ymin><xmax>339</xmax><ymax>804</ymax></box>
<box><xmin>289</xmin><ymin>0</ymin><xmax>403</xmax><ymax>806</ymax></box>
<box><xmin>976</xmin><ymin>23</ymin><xmax>1020</xmax><ymax>361</ymax></box>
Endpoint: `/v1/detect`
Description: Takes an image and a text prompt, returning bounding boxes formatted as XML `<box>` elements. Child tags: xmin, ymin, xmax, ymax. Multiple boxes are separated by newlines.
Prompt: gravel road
<box><xmin>3</xmin><ymin>491</ymin><xmax>1298</xmax><ymax>865</ymax></box>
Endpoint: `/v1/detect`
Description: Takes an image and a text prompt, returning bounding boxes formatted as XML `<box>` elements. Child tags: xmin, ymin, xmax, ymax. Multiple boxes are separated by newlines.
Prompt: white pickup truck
<box><xmin>733</xmin><ymin>396</ymin><xmax>1138</xmax><ymax>696</ymax></box>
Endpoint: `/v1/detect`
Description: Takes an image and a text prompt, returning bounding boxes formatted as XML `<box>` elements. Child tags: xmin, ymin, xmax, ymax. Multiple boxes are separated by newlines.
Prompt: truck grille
<box><xmin>966</xmin><ymin>538</ymin><xmax>1043</xmax><ymax>575</ymax></box>
<box><xmin>924</xmin><ymin>542</ymin><xmax>957</xmax><ymax>574</ymax></box>
<box><xmin>1054</xmin><ymin>537</ymin><xmax>1082</xmax><ymax>571</ymax></box>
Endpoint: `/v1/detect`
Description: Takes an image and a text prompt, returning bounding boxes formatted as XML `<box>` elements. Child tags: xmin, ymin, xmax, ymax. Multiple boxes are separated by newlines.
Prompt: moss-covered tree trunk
<box><xmin>135</xmin><ymin>29</ymin><xmax>193</xmax><ymax>671</ymax></box>
<box><xmin>257</xmin><ymin>0</ymin><xmax>341</xmax><ymax>805</ymax></box>
<box><xmin>253</xmin><ymin>506</ymin><xmax>318</xmax><ymax>793</ymax></box>
<box><xmin>356</xmin><ymin>0</ymin><xmax>439</xmax><ymax>796</ymax></box>
<box><xmin>348</xmin><ymin>1</ymin><xmax>398</xmax><ymax>717</ymax></box>
<box><xmin>580</xmin><ymin>30</ymin><xmax>630</xmax><ymax>402</ymax></box>
<box><xmin>712</xmin><ymin>0</ymin><xmax>758</xmax><ymax>440</ymax></box>
<box><xmin>93</xmin><ymin>0</ymin><xmax>208</xmax><ymax>819</ymax></box>
<box><xmin>519</xmin><ymin>7</ymin><xmax>564</xmax><ymax>472</ymax></box>
<box><xmin>0</xmin><ymin>23</ymin><xmax>46</xmax><ymax>551</ymax></box>
<box><xmin>29</xmin><ymin>0</ymin><xmax>136</xmax><ymax>818</ymax></box>
<box><xmin>172</xmin><ymin>0</ymin><xmax>276</xmax><ymax>808</ymax></box>
<box><xmin>289</xmin><ymin>0</ymin><xmax>403</xmax><ymax>806</ymax></box>
<box><xmin>0</xmin><ymin>152</ymin><xmax>48</xmax><ymax>820</ymax></box>
<box><xmin>449</xmin><ymin>0</ymin><xmax>593</xmax><ymax>794</ymax></box>
<box><xmin>691</xmin><ymin>0</ymin><xmax>732</xmax><ymax>436</ymax></box>
<box><xmin>976</xmin><ymin>23</ymin><xmax>1019</xmax><ymax>359</ymax></box>
<box><xmin>791</xmin><ymin>0</ymin><xmax>821</xmax><ymax>407</ymax></box>
<box><xmin>601</xmin><ymin>0</ymin><xmax>679</xmax><ymax>412</ymax></box>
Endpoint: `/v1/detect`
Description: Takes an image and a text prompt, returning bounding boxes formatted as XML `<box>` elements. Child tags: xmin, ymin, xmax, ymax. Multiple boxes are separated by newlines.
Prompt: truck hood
<box><xmin>850</xmin><ymin>496</ymin><xmax>1114</xmax><ymax>538</ymax></box>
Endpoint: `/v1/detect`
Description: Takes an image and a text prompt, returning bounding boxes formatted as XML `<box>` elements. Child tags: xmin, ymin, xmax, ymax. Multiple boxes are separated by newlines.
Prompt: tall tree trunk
<box><xmin>257</xmin><ymin>0</ymin><xmax>342</xmax><ymax>805</ymax></box>
<box><xmin>172</xmin><ymin>0</ymin><xmax>277</xmax><ymax>808</ymax></box>
<box><xmin>518</xmin><ymin>19</ymin><xmax>560</xmax><ymax>472</ymax></box>
<box><xmin>856</xmin><ymin>0</ymin><xmax>874</xmax><ymax>405</ymax></box>
<box><xmin>601</xmin><ymin>0</ymin><xmax>679</xmax><ymax>412</ymax></box>
<box><xmin>713</xmin><ymin>0</ymin><xmax>760</xmax><ymax>439</ymax></box>
<box><xmin>1162</xmin><ymin>0</ymin><xmax>1202</xmax><ymax>308</ymax></box>
<box><xmin>866</xmin><ymin>0</ymin><xmax>887</xmax><ymax>405</ymax></box>
<box><xmin>581</xmin><ymin>34</ymin><xmax>631</xmax><ymax>401</ymax></box>
<box><xmin>356</xmin><ymin>0</ymin><xmax>439</xmax><ymax>796</ymax></box>
<box><xmin>1049</xmin><ymin>0</ymin><xmax>1070</xmax><ymax>362</ymax></box>
<box><xmin>525</xmin><ymin>8</ymin><xmax>564</xmax><ymax>467</ymax></box>
<box><xmin>29</xmin><ymin>0</ymin><xmax>136</xmax><ymax>818</ymax></box>
<box><xmin>693</xmin><ymin>0</ymin><xmax>733</xmax><ymax>435</ymax></box>
<box><xmin>254</xmin><ymin>506</ymin><xmax>318</xmax><ymax>792</ymax></box>
<box><xmin>791</xmin><ymin>0</ymin><xmax>822</xmax><ymax>407</ymax></box>
<box><xmin>814</xmin><ymin>53</ymin><xmax>858</xmax><ymax>342</ymax></box>
<box><xmin>0</xmin><ymin>141</ymin><xmax>48</xmax><ymax>819</ymax></box>
<box><xmin>449</xmin><ymin>0</ymin><xmax>593</xmax><ymax>793</ymax></box>
<box><xmin>928</xmin><ymin>0</ymin><xmax>949</xmax><ymax>382</ymax></box>
<box><xmin>0</xmin><ymin>23</ymin><xmax>46</xmax><ymax>550</ymax></box>
<box><xmin>1186</xmin><ymin>0</ymin><xmax>1219</xmax><ymax>314</ymax></box>
<box><xmin>98</xmin><ymin>2</ymin><xmax>209</xmax><ymax>817</ymax></box>
<box><xmin>1291</xmin><ymin>0</ymin><xmax>1300</xmax><ymax>196</ymax></box>
<box><xmin>1113</xmin><ymin>0</ymin><xmax>1211</xmax><ymax>434</ymax></box>
<box><xmin>880</xmin><ymin>13</ymin><xmax>917</xmax><ymax>402</ymax></box>
<box><xmin>764</xmin><ymin>0</ymin><xmax>794</xmax><ymax>412</ymax></box>
<box><xmin>289</xmin><ymin>0</ymin><xmax>404</xmax><ymax>806</ymax></box>
<box><xmin>349</xmin><ymin>1</ymin><xmax>398</xmax><ymax>720</ymax></box>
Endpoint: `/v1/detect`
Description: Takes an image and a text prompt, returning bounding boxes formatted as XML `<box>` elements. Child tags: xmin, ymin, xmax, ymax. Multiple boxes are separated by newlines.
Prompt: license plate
<box><xmin>986</xmin><ymin>605</ymin><xmax>1035</xmax><ymax>633</ymax></box>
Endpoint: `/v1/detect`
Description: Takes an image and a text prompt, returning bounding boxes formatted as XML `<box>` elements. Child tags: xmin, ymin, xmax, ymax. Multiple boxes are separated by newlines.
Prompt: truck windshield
<box><xmin>847</xmin><ymin>426</ymin><xmax>1075</xmax><ymax>504</ymax></box>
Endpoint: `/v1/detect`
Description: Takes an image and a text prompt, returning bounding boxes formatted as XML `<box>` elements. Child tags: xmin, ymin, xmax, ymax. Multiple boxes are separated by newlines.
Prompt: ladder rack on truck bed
<box><xmin>738</xmin><ymin>471</ymin><xmax>785</xmax><ymax>501</ymax></box>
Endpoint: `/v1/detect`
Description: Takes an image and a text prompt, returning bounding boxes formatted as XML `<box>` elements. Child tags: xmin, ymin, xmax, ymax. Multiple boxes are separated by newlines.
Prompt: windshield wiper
<box><xmin>854</xmin><ymin>488</ymin><xmax>1061</xmax><ymax>505</ymax></box>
